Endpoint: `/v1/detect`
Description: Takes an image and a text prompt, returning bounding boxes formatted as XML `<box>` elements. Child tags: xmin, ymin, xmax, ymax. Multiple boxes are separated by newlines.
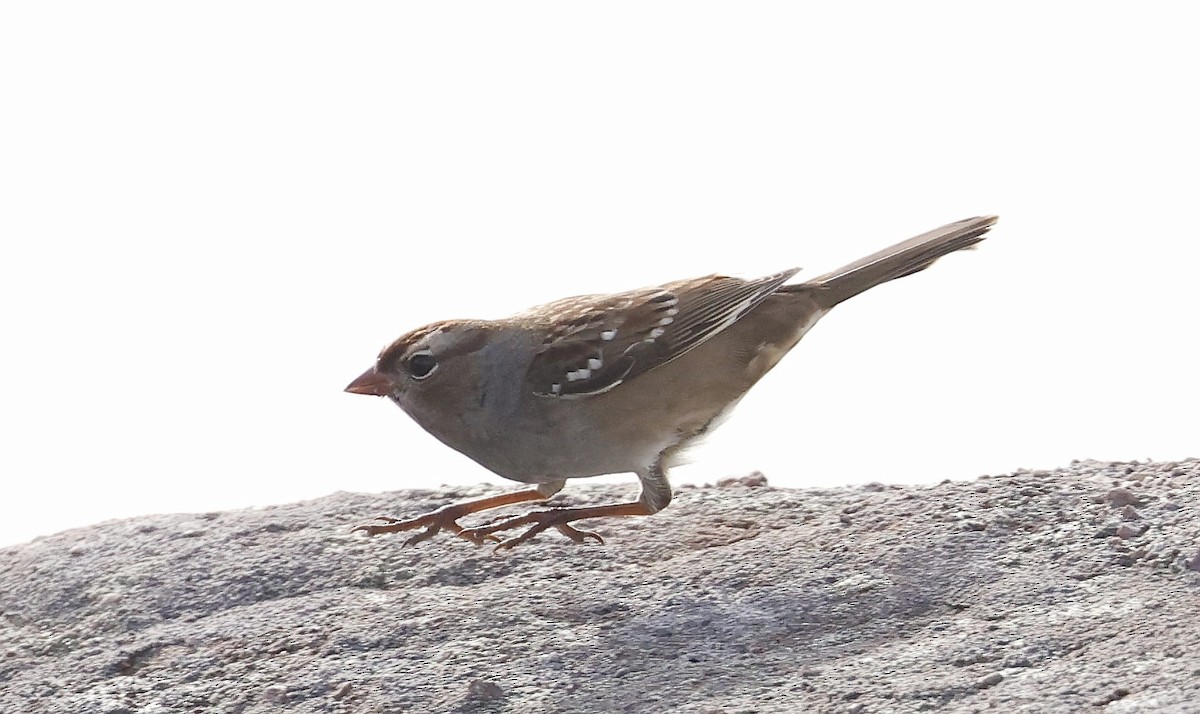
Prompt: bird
<box><xmin>346</xmin><ymin>215</ymin><xmax>998</xmax><ymax>550</ymax></box>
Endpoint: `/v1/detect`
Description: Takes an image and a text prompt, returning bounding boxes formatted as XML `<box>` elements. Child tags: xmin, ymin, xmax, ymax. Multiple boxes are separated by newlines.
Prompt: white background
<box><xmin>2</xmin><ymin>3</ymin><xmax>1196</xmax><ymax>547</ymax></box>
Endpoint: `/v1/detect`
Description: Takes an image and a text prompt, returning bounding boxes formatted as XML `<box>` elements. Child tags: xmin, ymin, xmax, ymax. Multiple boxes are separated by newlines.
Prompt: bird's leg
<box><xmin>353</xmin><ymin>481</ymin><xmax>564</xmax><ymax>546</ymax></box>
<box><xmin>463</xmin><ymin>463</ymin><xmax>673</xmax><ymax>551</ymax></box>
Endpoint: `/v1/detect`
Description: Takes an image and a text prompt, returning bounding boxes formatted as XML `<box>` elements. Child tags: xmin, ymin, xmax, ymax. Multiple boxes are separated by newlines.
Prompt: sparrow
<box><xmin>346</xmin><ymin>215</ymin><xmax>998</xmax><ymax>549</ymax></box>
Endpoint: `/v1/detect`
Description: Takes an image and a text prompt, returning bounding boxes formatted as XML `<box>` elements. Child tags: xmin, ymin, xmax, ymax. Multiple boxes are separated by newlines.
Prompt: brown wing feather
<box><xmin>527</xmin><ymin>268</ymin><xmax>799</xmax><ymax>398</ymax></box>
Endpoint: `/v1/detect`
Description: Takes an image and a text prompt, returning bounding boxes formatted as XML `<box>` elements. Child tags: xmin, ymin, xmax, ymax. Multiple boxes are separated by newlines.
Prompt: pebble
<box><xmin>1186</xmin><ymin>551</ymin><xmax>1200</xmax><ymax>573</ymax></box>
<box><xmin>1115</xmin><ymin>524</ymin><xmax>1143</xmax><ymax>540</ymax></box>
<box><xmin>468</xmin><ymin>679</ymin><xmax>504</xmax><ymax>700</ymax></box>
<box><xmin>717</xmin><ymin>472</ymin><xmax>769</xmax><ymax>488</ymax></box>
<box><xmin>1105</xmin><ymin>488</ymin><xmax>1140</xmax><ymax>507</ymax></box>
<box><xmin>262</xmin><ymin>686</ymin><xmax>287</xmax><ymax>704</ymax></box>
<box><xmin>1093</xmin><ymin>688</ymin><xmax>1130</xmax><ymax>706</ymax></box>
<box><xmin>976</xmin><ymin>672</ymin><xmax>1004</xmax><ymax>688</ymax></box>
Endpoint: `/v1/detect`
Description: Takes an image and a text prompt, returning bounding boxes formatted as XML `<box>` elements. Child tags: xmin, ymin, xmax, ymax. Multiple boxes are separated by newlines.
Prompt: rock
<box><xmin>468</xmin><ymin>679</ymin><xmax>505</xmax><ymax>700</ymax></box>
<box><xmin>262</xmin><ymin>686</ymin><xmax>288</xmax><ymax>704</ymax></box>
<box><xmin>1105</xmin><ymin>488</ymin><xmax>1141</xmax><ymax>507</ymax></box>
<box><xmin>976</xmin><ymin>672</ymin><xmax>1004</xmax><ymax>688</ymax></box>
<box><xmin>716</xmin><ymin>472</ymin><xmax>769</xmax><ymax>488</ymax></box>
<box><xmin>2</xmin><ymin>459</ymin><xmax>1199</xmax><ymax>713</ymax></box>
<box><xmin>1187</xmin><ymin>551</ymin><xmax>1200</xmax><ymax>573</ymax></box>
<box><xmin>1115</xmin><ymin>523</ymin><xmax>1144</xmax><ymax>539</ymax></box>
<box><xmin>1093</xmin><ymin>687</ymin><xmax>1130</xmax><ymax>706</ymax></box>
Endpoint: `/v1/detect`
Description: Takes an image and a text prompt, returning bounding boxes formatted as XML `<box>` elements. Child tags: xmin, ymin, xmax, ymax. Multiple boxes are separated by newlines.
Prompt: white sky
<box><xmin>2</xmin><ymin>4</ymin><xmax>1197</xmax><ymax>548</ymax></box>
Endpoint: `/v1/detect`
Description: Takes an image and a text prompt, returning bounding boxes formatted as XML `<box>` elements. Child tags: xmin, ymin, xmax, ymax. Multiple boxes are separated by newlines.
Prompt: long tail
<box><xmin>789</xmin><ymin>215</ymin><xmax>998</xmax><ymax>309</ymax></box>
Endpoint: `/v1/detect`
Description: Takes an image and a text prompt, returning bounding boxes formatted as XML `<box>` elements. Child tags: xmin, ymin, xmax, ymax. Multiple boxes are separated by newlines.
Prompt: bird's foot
<box><xmin>353</xmin><ymin>505</ymin><xmax>500</xmax><ymax>547</ymax></box>
<box><xmin>462</xmin><ymin>508</ymin><xmax>606</xmax><ymax>551</ymax></box>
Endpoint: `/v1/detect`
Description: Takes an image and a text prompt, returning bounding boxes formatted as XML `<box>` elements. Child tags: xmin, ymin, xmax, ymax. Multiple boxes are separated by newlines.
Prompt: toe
<box><xmin>457</xmin><ymin>529</ymin><xmax>501</xmax><ymax>546</ymax></box>
<box><xmin>402</xmin><ymin>527</ymin><xmax>438</xmax><ymax>547</ymax></box>
<box><xmin>555</xmin><ymin>523</ymin><xmax>605</xmax><ymax>545</ymax></box>
<box><xmin>490</xmin><ymin>526</ymin><xmax>546</xmax><ymax>552</ymax></box>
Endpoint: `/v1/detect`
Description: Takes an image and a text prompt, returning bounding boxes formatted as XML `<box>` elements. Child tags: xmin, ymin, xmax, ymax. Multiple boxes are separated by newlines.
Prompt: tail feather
<box><xmin>789</xmin><ymin>215</ymin><xmax>998</xmax><ymax>309</ymax></box>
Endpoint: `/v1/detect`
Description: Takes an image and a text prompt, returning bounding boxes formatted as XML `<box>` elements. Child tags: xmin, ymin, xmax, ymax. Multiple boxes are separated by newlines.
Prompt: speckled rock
<box><xmin>2</xmin><ymin>459</ymin><xmax>1198</xmax><ymax>713</ymax></box>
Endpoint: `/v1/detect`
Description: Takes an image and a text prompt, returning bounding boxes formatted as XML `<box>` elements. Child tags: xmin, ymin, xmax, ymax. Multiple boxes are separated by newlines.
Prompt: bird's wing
<box><xmin>525</xmin><ymin>268</ymin><xmax>799</xmax><ymax>398</ymax></box>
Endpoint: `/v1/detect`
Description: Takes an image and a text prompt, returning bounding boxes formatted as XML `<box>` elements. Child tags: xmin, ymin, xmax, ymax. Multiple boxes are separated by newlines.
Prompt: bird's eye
<box><xmin>407</xmin><ymin>351</ymin><xmax>438</xmax><ymax>380</ymax></box>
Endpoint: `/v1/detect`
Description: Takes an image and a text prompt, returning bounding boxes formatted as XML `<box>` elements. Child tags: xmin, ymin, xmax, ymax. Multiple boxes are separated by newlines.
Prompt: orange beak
<box><xmin>345</xmin><ymin>366</ymin><xmax>392</xmax><ymax>396</ymax></box>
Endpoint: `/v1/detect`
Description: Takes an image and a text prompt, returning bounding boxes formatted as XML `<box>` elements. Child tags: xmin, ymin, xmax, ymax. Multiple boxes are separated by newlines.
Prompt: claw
<box><xmin>555</xmin><ymin>522</ymin><xmax>605</xmax><ymax>545</ymax></box>
<box><xmin>352</xmin><ymin>523</ymin><xmax>393</xmax><ymax>537</ymax></box>
<box><xmin>351</xmin><ymin>515</ymin><xmax>408</xmax><ymax>535</ymax></box>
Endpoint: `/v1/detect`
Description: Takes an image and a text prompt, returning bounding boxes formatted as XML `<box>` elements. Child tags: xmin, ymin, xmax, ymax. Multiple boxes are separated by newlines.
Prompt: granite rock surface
<box><xmin>2</xmin><ymin>459</ymin><xmax>1199</xmax><ymax>713</ymax></box>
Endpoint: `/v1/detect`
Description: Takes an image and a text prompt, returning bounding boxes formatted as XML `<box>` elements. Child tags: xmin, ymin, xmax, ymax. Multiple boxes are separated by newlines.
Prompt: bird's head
<box><xmin>345</xmin><ymin>320</ymin><xmax>496</xmax><ymax>420</ymax></box>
